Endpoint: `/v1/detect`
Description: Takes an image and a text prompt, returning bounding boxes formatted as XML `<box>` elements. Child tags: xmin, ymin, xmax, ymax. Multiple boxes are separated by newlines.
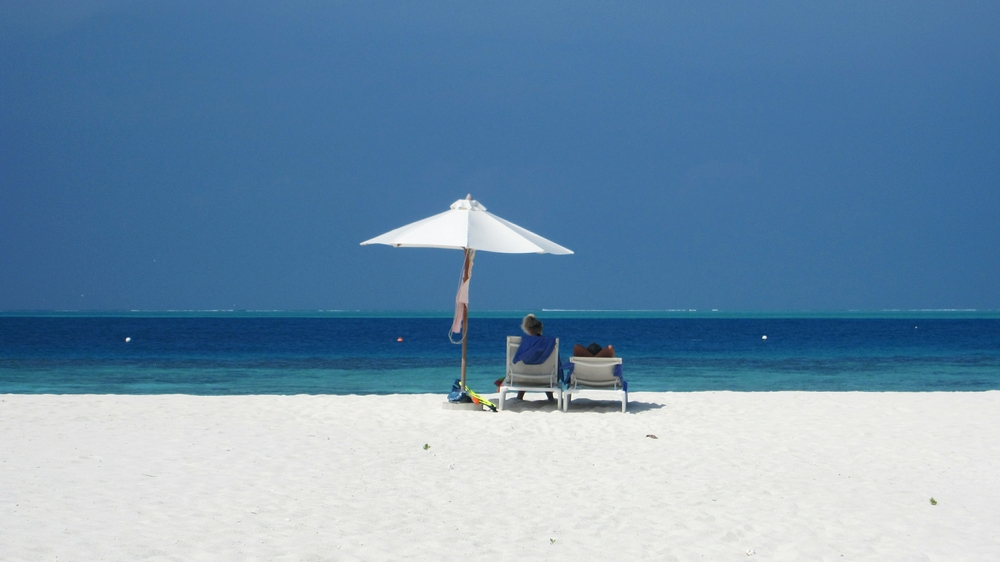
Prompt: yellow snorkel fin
<box><xmin>463</xmin><ymin>384</ymin><xmax>497</xmax><ymax>412</ymax></box>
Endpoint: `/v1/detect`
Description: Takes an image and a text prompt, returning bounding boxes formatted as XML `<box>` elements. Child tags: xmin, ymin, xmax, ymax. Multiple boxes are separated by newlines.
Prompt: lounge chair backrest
<box><xmin>506</xmin><ymin>336</ymin><xmax>559</xmax><ymax>385</ymax></box>
<box><xmin>568</xmin><ymin>357</ymin><xmax>623</xmax><ymax>389</ymax></box>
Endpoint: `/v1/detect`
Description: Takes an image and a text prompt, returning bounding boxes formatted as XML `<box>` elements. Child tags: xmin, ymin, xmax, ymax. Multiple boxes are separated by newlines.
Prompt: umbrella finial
<box><xmin>449</xmin><ymin>197</ymin><xmax>485</xmax><ymax>211</ymax></box>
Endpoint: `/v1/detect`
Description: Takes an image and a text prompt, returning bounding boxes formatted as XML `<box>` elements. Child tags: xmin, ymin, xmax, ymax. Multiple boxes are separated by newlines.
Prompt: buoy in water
<box><xmin>397</xmin><ymin>337</ymin><xmax>403</xmax><ymax>342</ymax></box>
<box><xmin>761</xmin><ymin>335</ymin><xmax>767</xmax><ymax>340</ymax></box>
<box><xmin>125</xmin><ymin>337</ymin><xmax>131</xmax><ymax>342</ymax></box>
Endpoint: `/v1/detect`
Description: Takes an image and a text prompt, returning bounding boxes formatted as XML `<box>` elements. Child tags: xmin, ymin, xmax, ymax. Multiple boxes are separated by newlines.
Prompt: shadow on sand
<box><xmin>494</xmin><ymin>395</ymin><xmax>664</xmax><ymax>414</ymax></box>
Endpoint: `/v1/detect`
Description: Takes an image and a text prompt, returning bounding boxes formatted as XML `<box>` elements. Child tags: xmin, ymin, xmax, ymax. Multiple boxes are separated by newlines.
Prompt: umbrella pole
<box><xmin>461</xmin><ymin>305</ymin><xmax>469</xmax><ymax>388</ymax></box>
<box><xmin>459</xmin><ymin>248</ymin><xmax>473</xmax><ymax>389</ymax></box>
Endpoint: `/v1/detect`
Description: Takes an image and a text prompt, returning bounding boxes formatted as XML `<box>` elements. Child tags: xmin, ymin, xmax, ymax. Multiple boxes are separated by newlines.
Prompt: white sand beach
<box><xmin>2</xmin><ymin>392</ymin><xmax>998</xmax><ymax>561</ymax></box>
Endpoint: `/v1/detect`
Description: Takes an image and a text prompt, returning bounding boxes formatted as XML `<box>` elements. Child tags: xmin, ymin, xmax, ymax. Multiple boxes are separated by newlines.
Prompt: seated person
<box><xmin>496</xmin><ymin>314</ymin><xmax>557</xmax><ymax>402</ymax></box>
<box><xmin>573</xmin><ymin>342</ymin><xmax>616</xmax><ymax>358</ymax></box>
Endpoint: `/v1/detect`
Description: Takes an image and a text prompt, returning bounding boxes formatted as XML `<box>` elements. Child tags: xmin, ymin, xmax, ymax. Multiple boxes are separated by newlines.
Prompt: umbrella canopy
<box><xmin>361</xmin><ymin>197</ymin><xmax>572</xmax><ymax>254</ymax></box>
<box><xmin>361</xmin><ymin>195</ymin><xmax>572</xmax><ymax>389</ymax></box>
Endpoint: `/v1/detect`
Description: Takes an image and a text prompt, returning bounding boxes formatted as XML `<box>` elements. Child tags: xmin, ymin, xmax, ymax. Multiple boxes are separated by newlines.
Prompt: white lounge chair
<box><xmin>563</xmin><ymin>356</ymin><xmax>627</xmax><ymax>413</ymax></box>
<box><xmin>498</xmin><ymin>336</ymin><xmax>562</xmax><ymax>411</ymax></box>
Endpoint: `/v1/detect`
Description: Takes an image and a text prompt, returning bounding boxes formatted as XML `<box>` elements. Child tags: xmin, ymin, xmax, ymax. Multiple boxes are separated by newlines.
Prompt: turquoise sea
<box><xmin>1</xmin><ymin>311</ymin><xmax>998</xmax><ymax>394</ymax></box>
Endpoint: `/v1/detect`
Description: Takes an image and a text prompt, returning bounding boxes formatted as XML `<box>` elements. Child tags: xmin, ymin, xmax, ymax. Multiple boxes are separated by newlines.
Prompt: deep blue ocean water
<box><xmin>1</xmin><ymin>312</ymin><xmax>998</xmax><ymax>394</ymax></box>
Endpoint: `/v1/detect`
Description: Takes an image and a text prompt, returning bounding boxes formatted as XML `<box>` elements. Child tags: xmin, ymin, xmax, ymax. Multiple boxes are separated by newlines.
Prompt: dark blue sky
<box><xmin>2</xmin><ymin>2</ymin><xmax>998</xmax><ymax>311</ymax></box>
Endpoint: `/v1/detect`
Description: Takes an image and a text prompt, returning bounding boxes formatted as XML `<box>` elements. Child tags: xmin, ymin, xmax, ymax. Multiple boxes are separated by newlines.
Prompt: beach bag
<box><xmin>447</xmin><ymin>379</ymin><xmax>472</xmax><ymax>403</ymax></box>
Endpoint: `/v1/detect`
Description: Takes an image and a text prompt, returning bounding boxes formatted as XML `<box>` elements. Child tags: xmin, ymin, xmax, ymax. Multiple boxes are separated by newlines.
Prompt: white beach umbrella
<box><xmin>361</xmin><ymin>195</ymin><xmax>572</xmax><ymax>388</ymax></box>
